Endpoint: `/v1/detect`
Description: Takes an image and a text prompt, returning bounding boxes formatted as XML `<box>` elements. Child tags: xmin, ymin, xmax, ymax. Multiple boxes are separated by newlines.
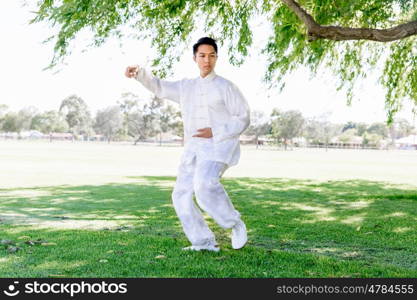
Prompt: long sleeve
<box><xmin>212</xmin><ymin>83</ymin><xmax>250</xmax><ymax>144</ymax></box>
<box><xmin>135</xmin><ymin>67</ymin><xmax>181</xmax><ymax>104</ymax></box>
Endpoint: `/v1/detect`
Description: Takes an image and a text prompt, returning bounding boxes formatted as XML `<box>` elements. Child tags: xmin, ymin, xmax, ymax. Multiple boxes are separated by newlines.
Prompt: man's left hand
<box><xmin>192</xmin><ymin>127</ymin><xmax>213</xmax><ymax>138</ymax></box>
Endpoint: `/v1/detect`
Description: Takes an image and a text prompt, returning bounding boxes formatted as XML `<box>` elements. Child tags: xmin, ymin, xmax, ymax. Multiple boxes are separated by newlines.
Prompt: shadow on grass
<box><xmin>222</xmin><ymin>177</ymin><xmax>417</xmax><ymax>271</ymax></box>
<box><xmin>0</xmin><ymin>176</ymin><xmax>416</xmax><ymax>277</ymax></box>
<box><xmin>0</xmin><ymin>178</ymin><xmax>179</xmax><ymax>236</ymax></box>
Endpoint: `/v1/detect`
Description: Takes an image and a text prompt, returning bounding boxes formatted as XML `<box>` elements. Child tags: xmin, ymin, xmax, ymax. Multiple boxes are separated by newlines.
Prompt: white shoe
<box><xmin>182</xmin><ymin>243</ymin><xmax>220</xmax><ymax>252</ymax></box>
<box><xmin>231</xmin><ymin>220</ymin><xmax>247</xmax><ymax>249</ymax></box>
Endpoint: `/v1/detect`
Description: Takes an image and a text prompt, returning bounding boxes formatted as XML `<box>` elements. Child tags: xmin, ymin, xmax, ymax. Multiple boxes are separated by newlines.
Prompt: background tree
<box><xmin>170</xmin><ymin>111</ymin><xmax>184</xmax><ymax>146</ymax></box>
<box><xmin>245</xmin><ymin>110</ymin><xmax>271</xmax><ymax>149</ymax></box>
<box><xmin>94</xmin><ymin>106</ymin><xmax>123</xmax><ymax>143</ymax></box>
<box><xmin>304</xmin><ymin>117</ymin><xmax>342</xmax><ymax>150</ymax></box>
<box><xmin>0</xmin><ymin>104</ymin><xmax>9</xmax><ymax>131</ymax></box>
<box><xmin>31</xmin><ymin>0</ymin><xmax>417</xmax><ymax>122</ymax></box>
<box><xmin>393</xmin><ymin>118</ymin><xmax>415</xmax><ymax>139</ymax></box>
<box><xmin>1</xmin><ymin>112</ymin><xmax>20</xmax><ymax>133</ymax></box>
<box><xmin>362</xmin><ymin>132</ymin><xmax>383</xmax><ymax>148</ymax></box>
<box><xmin>157</xmin><ymin>101</ymin><xmax>180</xmax><ymax>146</ymax></box>
<box><xmin>342</xmin><ymin>121</ymin><xmax>356</xmax><ymax>133</ymax></box>
<box><xmin>119</xmin><ymin>93</ymin><xmax>161</xmax><ymax>145</ymax></box>
<box><xmin>342</xmin><ymin>122</ymin><xmax>368</xmax><ymax>136</ymax></box>
<box><xmin>271</xmin><ymin>109</ymin><xmax>304</xmax><ymax>150</ymax></box>
<box><xmin>59</xmin><ymin>95</ymin><xmax>93</xmax><ymax>138</ymax></box>
<box><xmin>355</xmin><ymin>123</ymin><xmax>368</xmax><ymax>137</ymax></box>
<box><xmin>388</xmin><ymin>118</ymin><xmax>416</xmax><ymax>145</ymax></box>
<box><xmin>367</xmin><ymin>122</ymin><xmax>389</xmax><ymax>139</ymax></box>
<box><xmin>304</xmin><ymin>118</ymin><xmax>321</xmax><ymax>145</ymax></box>
<box><xmin>0</xmin><ymin>106</ymin><xmax>39</xmax><ymax>134</ymax></box>
<box><xmin>16</xmin><ymin>107</ymin><xmax>39</xmax><ymax>133</ymax></box>
<box><xmin>338</xmin><ymin>128</ymin><xmax>359</xmax><ymax>144</ymax></box>
<box><xmin>118</xmin><ymin>92</ymin><xmax>139</xmax><ymax>140</ymax></box>
<box><xmin>31</xmin><ymin>110</ymin><xmax>69</xmax><ymax>133</ymax></box>
<box><xmin>321</xmin><ymin>122</ymin><xmax>343</xmax><ymax>150</ymax></box>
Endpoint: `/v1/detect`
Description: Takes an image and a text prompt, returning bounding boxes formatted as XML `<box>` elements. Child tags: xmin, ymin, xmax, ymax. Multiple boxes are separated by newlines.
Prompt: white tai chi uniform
<box><xmin>135</xmin><ymin>69</ymin><xmax>250</xmax><ymax>246</ymax></box>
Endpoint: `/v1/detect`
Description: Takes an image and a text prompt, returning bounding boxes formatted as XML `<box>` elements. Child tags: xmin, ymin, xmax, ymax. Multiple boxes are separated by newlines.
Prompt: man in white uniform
<box><xmin>125</xmin><ymin>37</ymin><xmax>250</xmax><ymax>252</ymax></box>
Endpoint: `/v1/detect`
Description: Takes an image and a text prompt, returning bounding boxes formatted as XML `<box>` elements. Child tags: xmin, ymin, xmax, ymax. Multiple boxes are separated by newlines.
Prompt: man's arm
<box><xmin>211</xmin><ymin>83</ymin><xmax>250</xmax><ymax>143</ymax></box>
<box><xmin>125</xmin><ymin>65</ymin><xmax>181</xmax><ymax>104</ymax></box>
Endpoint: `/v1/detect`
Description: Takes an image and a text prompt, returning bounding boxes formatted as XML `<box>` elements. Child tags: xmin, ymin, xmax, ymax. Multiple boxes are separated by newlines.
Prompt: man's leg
<box><xmin>193</xmin><ymin>159</ymin><xmax>247</xmax><ymax>249</ymax></box>
<box><xmin>171</xmin><ymin>155</ymin><xmax>218</xmax><ymax>249</ymax></box>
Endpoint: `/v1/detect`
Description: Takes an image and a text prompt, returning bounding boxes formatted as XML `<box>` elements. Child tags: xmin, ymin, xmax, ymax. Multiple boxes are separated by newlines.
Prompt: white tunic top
<box><xmin>135</xmin><ymin>68</ymin><xmax>250</xmax><ymax>167</ymax></box>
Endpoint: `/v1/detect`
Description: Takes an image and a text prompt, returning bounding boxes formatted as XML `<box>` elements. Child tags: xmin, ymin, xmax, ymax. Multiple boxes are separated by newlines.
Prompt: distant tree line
<box><xmin>0</xmin><ymin>93</ymin><xmax>183</xmax><ymax>144</ymax></box>
<box><xmin>246</xmin><ymin>109</ymin><xmax>416</xmax><ymax>149</ymax></box>
<box><xmin>1</xmin><ymin>95</ymin><xmax>415</xmax><ymax>148</ymax></box>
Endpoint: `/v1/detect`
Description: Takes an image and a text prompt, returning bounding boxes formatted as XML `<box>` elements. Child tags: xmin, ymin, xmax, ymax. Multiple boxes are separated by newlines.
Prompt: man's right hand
<box><xmin>125</xmin><ymin>65</ymin><xmax>139</xmax><ymax>78</ymax></box>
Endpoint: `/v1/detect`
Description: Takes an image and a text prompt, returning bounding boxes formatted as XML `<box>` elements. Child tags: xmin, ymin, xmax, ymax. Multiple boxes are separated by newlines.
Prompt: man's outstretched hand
<box><xmin>192</xmin><ymin>128</ymin><xmax>213</xmax><ymax>138</ymax></box>
<box><xmin>125</xmin><ymin>65</ymin><xmax>139</xmax><ymax>78</ymax></box>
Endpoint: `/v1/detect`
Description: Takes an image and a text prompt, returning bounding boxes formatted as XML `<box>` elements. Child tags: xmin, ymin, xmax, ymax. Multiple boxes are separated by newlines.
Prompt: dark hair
<box><xmin>193</xmin><ymin>37</ymin><xmax>218</xmax><ymax>56</ymax></box>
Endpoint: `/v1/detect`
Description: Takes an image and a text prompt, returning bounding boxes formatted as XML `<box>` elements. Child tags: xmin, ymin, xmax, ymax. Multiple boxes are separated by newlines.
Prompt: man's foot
<box><xmin>182</xmin><ymin>242</ymin><xmax>220</xmax><ymax>252</ymax></box>
<box><xmin>231</xmin><ymin>219</ymin><xmax>247</xmax><ymax>249</ymax></box>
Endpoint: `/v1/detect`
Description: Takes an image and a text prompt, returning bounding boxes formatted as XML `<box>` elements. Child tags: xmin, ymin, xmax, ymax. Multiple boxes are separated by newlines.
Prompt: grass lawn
<box><xmin>0</xmin><ymin>140</ymin><xmax>416</xmax><ymax>277</ymax></box>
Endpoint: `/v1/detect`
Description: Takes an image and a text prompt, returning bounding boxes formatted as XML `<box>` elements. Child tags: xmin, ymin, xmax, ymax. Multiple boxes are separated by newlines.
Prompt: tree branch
<box><xmin>281</xmin><ymin>0</ymin><xmax>417</xmax><ymax>42</ymax></box>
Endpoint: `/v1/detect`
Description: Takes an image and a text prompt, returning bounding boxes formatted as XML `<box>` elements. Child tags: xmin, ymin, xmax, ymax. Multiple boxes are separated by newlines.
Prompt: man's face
<box><xmin>193</xmin><ymin>44</ymin><xmax>217</xmax><ymax>77</ymax></box>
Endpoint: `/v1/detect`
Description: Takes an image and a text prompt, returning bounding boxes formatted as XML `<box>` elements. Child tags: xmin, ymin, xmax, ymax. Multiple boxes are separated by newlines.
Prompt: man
<box><xmin>125</xmin><ymin>37</ymin><xmax>250</xmax><ymax>252</ymax></box>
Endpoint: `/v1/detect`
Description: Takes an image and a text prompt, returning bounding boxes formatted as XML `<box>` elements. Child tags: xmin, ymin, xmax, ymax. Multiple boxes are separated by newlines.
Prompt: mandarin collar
<box><xmin>198</xmin><ymin>70</ymin><xmax>216</xmax><ymax>83</ymax></box>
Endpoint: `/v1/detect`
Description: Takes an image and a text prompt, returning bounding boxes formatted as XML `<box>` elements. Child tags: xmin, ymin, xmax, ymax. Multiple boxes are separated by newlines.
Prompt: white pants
<box><xmin>172</xmin><ymin>155</ymin><xmax>241</xmax><ymax>246</ymax></box>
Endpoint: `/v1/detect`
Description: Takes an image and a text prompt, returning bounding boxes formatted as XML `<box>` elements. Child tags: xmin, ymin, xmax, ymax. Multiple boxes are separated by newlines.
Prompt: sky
<box><xmin>1</xmin><ymin>0</ymin><xmax>416</xmax><ymax>126</ymax></box>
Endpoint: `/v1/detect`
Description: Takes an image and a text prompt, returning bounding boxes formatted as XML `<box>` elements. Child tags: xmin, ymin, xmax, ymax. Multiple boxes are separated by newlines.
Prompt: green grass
<box><xmin>1</xmin><ymin>175</ymin><xmax>417</xmax><ymax>277</ymax></box>
<box><xmin>1</xmin><ymin>140</ymin><xmax>416</xmax><ymax>277</ymax></box>
<box><xmin>2</xmin><ymin>140</ymin><xmax>417</xmax><ymax>188</ymax></box>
